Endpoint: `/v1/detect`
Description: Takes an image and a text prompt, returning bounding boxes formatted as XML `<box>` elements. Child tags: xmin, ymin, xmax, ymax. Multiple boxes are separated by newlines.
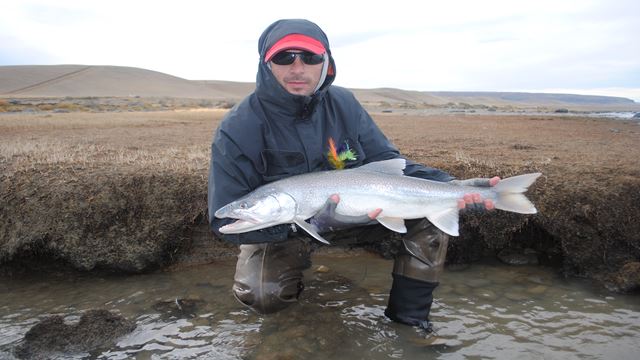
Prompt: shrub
<box><xmin>217</xmin><ymin>101</ymin><xmax>235</xmax><ymax>109</ymax></box>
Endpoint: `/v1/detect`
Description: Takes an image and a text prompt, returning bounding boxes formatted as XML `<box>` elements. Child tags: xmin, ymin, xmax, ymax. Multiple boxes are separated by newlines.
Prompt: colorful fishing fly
<box><xmin>327</xmin><ymin>137</ymin><xmax>357</xmax><ymax>169</ymax></box>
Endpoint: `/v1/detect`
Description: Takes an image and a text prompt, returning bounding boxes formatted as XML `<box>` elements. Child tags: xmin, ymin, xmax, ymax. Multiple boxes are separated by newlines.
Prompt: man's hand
<box><xmin>449</xmin><ymin>177</ymin><xmax>501</xmax><ymax>211</ymax></box>
<box><xmin>309</xmin><ymin>194</ymin><xmax>382</xmax><ymax>233</ymax></box>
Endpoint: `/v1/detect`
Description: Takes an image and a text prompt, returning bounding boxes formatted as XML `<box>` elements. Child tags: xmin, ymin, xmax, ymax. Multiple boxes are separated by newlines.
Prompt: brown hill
<box><xmin>1</xmin><ymin>65</ymin><xmax>638</xmax><ymax>111</ymax></box>
<box><xmin>0</xmin><ymin>65</ymin><xmax>238</xmax><ymax>99</ymax></box>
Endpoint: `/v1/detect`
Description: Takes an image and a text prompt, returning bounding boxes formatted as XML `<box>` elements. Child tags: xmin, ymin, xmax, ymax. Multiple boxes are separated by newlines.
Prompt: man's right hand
<box><xmin>308</xmin><ymin>194</ymin><xmax>381</xmax><ymax>233</ymax></box>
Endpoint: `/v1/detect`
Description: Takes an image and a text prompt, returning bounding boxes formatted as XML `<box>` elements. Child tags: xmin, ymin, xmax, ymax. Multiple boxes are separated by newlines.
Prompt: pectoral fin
<box><xmin>424</xmin><ymin>206</ymin><xmax>460</xmax><ymax>236</ymax></box>
<box><xmin>377</xmin><ymin>217</ymin><xmax>407</xmax><ymax>233</ymax></box>
<box><xmin>293</xmin><ymin>219</ymin><xmax>331</xmax><ymax>245</ymax></box>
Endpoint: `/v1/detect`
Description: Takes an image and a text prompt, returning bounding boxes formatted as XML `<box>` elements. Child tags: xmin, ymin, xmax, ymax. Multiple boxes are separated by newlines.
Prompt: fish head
<box><xmin>215</xmin><ymin>190</ymin><xmax>297</xmax><ymax>233</ymax></box>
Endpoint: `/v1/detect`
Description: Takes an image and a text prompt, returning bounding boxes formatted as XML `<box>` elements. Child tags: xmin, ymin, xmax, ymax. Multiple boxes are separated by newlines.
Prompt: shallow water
<box><xmin>1</xmin><ymin>251</ymin><xmax>639</xmax><ymax>359</ymax></box>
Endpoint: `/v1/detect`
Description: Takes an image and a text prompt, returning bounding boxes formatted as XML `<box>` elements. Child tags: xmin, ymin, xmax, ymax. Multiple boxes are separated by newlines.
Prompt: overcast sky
<box><xmin>2</xmin><ymin>0</ymin><xmax>638</xmax><ymax>101</ymax></box>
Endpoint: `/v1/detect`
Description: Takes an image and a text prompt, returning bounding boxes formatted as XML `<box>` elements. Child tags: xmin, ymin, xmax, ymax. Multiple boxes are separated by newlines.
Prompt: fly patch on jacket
<box><xmin>326</xmin><ymin>137</ymin><xmax>358</xmax><ymax>170</ymax></box>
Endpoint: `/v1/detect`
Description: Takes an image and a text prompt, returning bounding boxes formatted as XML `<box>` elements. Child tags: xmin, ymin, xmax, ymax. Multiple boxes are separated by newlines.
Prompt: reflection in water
<box><xmin>1</xmin><ymin>251</ymin><xmax>639</xmax><ymax>359</ymax></box>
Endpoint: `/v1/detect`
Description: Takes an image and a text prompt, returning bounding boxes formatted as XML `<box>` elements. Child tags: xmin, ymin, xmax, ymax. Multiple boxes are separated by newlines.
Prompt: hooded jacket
<box><xmin>208</xmin><ymin>19</ymin><xmax>453</xmax><ymax>244</ymax></box>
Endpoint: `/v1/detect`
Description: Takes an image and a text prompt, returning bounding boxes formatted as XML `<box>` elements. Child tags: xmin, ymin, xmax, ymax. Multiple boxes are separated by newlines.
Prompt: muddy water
<box><xmin>1</xmin><ymin>251</ymin><xmax>639</xmax><ymax>359</ymax></box>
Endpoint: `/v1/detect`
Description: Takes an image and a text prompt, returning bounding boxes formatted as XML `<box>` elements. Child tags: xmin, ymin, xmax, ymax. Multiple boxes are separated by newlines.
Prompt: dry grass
<box><xmin>0</xmin><ymin>140</ymin><xmax>209</xmax><ymax>175</ymax></box>
<box><xmin>0</xmin><ymin>110</ymin><xmax>225</xmax><ymax>176</ymax></box>
<box><xmin>1</xmin><ymin>110</ymin><xmax>639</xmax><ymax>291</ymax></box>
<box><xmin>453</xmin><ymin>150</ymin><xmax>498</xmax><ymax>173</ymax></box>
<box><xmin>0</xmin><ymin>97</ymin><xmax>225</xmax><ymax>114</ymax></box>
<box><xmin>0</xmin><ymin>110</ymin><xmax>227</xmax><ymax>271</ymax></box>
<box><xmin>0</xmin><ymin>109</ymin><xmax>220</xmax><ymax>129</ymax></box>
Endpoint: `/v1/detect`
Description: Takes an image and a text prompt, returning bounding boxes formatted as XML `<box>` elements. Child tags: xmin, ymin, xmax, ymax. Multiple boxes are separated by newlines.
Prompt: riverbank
<box><xmin>1</xmin><ymin>109</ymin><xmax>639</xmax><ymax>292</ymax></box>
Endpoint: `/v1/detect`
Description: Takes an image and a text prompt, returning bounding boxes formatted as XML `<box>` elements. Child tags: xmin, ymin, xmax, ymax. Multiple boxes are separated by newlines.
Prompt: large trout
<box><xmin>215</xmin><ymin>159</ymin><xmax>541</xmax><ymax>244</ymax></box>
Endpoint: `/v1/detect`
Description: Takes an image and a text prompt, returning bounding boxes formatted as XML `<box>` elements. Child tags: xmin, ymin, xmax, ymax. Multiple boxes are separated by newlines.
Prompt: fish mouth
<box><xmin>218</xmin><ymin>219</ymin><xmax>276</xmax><ymax>234</ymax></box>
<box><xmin>215</xmin><ymin>206</ymin><xmax>260</xmax><ymax>224</ymax></box>
<box><xmin>215</xmin><ymin>206</ymin><xmax>271</xmax><ymax>233</ymax></box>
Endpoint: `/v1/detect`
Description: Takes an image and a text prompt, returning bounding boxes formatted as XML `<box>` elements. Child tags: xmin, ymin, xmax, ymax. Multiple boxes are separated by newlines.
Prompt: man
<box><xmin>208</xmin><ymin>19</ymin><xmax>497</xmax><ymax>334</ymax></box>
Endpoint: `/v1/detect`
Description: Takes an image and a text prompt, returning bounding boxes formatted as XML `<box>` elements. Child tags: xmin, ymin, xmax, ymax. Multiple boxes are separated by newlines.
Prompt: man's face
<box><xmin>270</xmin><ymin>50</ymin><xmax>324</xmax><ymax>96</ymax></box>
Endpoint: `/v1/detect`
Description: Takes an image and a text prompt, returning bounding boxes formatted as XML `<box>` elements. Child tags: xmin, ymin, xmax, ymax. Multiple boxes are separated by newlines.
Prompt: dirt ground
<box><xmin>1</xmin><ymin>109</ymin><xmax>639</xmax><ymax>292</ymax></box>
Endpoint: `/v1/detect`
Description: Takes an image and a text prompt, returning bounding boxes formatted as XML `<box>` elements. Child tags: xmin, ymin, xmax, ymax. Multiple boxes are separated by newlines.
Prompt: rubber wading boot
<box><xmin>232</xmin><ymin>237</ymin><xmax>311</xmax><ymax>314</ymax></box>
<box><xmin>385</xmin><ymin>219</ymin><xmax>449</xmax><ymax>344</ymax></box>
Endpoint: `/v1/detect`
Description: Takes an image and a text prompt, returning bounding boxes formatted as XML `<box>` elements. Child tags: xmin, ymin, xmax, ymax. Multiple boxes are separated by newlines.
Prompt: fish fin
<box><xmin>493</xmin><ymin>173</ymin><xmax>541</xmax><ymax>214</ymax></box>
<box><xmin>377</xmin><ymin>216</ymin><xmax>407</xmax><ymax>233</ymax></box>
<box><xmin>357</xmin><ymin>159</ymin><xmax>406</xmax><ymax>176</ymax></box>
<box><xmin>424</xmin><ymin>206</ymin><xmax>460</xmax><ymax>236</ymax></box>
<box><xmin>293</xmin><ymin>219</ymin><xmax>331</xmax><ymax>245</ymax></box>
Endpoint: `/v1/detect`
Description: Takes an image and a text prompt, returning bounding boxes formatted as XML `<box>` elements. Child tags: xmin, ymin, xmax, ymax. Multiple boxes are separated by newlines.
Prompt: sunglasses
<box><xmin>270</xmin><ymin>51</ymin><xmax>324</xmax><ymax>66</ymax></box>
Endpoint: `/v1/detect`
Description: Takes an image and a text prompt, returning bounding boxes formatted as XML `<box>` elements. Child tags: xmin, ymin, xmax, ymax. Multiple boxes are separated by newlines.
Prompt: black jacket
<box><xmin>208</xmin><ymin>19</ymin><xmax>453</xmax><ymax>244</ymax></box>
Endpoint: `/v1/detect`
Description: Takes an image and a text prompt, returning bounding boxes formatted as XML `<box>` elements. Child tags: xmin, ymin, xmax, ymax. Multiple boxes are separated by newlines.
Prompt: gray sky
<box><xmin>2</xmin><ymin>0</ymin><xmax>638</xmax><ymax>101</ymax></box>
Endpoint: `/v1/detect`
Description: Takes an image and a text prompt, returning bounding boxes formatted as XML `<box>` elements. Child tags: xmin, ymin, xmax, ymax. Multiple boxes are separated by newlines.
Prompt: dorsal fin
<box><xmin>357</xmin><ymin>158</ymin><xmax>406</xmax><ymax>175</ymax></box>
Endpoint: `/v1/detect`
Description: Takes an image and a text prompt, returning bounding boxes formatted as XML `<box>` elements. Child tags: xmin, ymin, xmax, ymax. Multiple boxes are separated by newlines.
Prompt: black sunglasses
<box><xmin>270</xmin><ymin>51</ymin><xmax>324</xmax><ymax>66</ymax></box>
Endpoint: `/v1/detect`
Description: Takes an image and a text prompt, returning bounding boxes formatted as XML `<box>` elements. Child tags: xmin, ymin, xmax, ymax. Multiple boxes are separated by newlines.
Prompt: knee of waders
<box><xmin>393</xmin><ymin>219</ymin><xmax>450</xmax><ymax>283</ymax></box>
<box><xmin>232</xmin><ymin>238</ymin><xmax>310</xmax><ymax>314</ymax></box>
<box><xmin>233</xmin><ymin>276</ymin><xmax>304</xmax><ymax>314</ymax></box>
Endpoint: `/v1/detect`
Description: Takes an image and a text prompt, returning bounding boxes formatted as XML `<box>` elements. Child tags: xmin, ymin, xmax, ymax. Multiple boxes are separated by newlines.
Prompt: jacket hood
<box><xmin>255</xmin><ymin>19</ymin><xmax>337</xmax><ymax>118</ymax></box>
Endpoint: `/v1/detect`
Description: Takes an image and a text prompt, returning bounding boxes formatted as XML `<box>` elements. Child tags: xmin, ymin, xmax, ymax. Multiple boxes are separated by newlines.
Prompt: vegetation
<box><xmin>1</xmin><ymin>110</ymin><xmax>639</xmax><ymax>293</ymax></box>
<box><xmin>0</xmin><ymin>97</ymin><xmax>232</xmax><ymax>113</ymax></box>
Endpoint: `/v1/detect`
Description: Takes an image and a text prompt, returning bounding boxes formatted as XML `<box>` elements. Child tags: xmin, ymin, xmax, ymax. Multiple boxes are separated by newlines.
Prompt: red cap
<box><xmin>265</xmin><ymin>34</ymin><xmax>326</xmax><ymax>62</ymax></box>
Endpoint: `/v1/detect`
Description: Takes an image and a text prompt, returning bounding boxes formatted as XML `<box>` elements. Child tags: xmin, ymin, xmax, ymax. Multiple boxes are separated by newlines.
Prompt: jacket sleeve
<box><xmin>208</xmin><ymin>127</ymin><xmax>290</xmax><ymax>244</ymax></box>
<box><xmin>356</xmin><ymin>106</ymin><xmax>454</xmax><ymax>182</ymax></box>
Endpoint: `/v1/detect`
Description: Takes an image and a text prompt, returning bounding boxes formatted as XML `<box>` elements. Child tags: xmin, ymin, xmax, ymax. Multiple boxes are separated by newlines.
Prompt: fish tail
<box><xmin>424</xmin><ymin>172</ymin><xmax>541</xmax><ymax>237</ymax></box>
<box><xmin>492</xmin><ymin>173</ymin><xmax>541</xmax><ymax>214</ymax></box>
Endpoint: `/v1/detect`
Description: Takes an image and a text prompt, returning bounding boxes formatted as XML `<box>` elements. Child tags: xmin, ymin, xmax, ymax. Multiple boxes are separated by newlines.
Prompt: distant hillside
<box><xmin>349</xmin><ymin>88</ymin><xmax>637</xmax><ymax>109</ymax></box>
<box><xmin>1</xmin><ymin>65</ymin><xmax>637</xmax><ymax>110</ymax></box>
<box><xmin>0</xmin><ymin>65</ymin><xmax>238</xmax><ymax>99</ymax></box>
<box><xmin>430</xmin><ymin>91</ymin><xmax>635</xmax><ymax>106</ymax></box>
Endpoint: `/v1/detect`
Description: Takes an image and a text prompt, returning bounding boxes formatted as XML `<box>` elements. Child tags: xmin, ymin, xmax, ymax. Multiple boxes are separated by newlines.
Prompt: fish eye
<box><xmin>240</xmin><ymin>202</ymin><xmax>248</xmax><ymax>209</ymax></box>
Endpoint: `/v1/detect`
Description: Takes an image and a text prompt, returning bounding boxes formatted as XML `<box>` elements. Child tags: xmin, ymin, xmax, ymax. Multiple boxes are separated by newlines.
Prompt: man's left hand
<box><xmin>449</xmin><ymin>177</ymin><xmax>501</xmax><ymax>211</ymax></box>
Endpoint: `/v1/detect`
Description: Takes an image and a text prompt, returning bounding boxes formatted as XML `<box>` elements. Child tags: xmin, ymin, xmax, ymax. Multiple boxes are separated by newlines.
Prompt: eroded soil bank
<box><xmin>1</xmin><ymin>110</ymin><xmax>639</xmax><ymax>292</ymax></box>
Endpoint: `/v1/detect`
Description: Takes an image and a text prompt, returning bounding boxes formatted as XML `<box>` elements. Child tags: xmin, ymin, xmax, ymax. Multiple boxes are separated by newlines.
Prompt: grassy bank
<box><xmin>0</xmin><ymin>110</ymin><xmax>219</xmax><ymax>272</ymax></box>
<box><xmin>1</xmin><ymin>110</ymin><xmax>639</xmax><ymax>292</ymax></box>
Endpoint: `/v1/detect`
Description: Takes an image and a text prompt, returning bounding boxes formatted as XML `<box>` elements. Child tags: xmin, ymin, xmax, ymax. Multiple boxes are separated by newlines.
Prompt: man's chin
<box><xmin>286</xmin><ymin>86</ymin><xmax>312</xmax><ymax>96</ymax></box>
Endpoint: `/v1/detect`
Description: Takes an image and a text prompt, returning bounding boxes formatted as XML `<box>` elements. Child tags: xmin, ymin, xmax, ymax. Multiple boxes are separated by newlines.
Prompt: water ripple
<box><xmin>1</xmin><ymin>257</ymin><xmax>638</xmax><ymax>359</ymax></box>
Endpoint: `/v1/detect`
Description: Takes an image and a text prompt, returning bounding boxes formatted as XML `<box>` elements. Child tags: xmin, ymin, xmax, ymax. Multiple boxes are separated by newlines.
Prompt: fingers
<box><xmin>457</xmin><ymin>199</ymin><xmax>466</xmax><ymax>209</ymax></box>
<box><xmin>330</xmin><ymin>194</ymin><xmax>381</xmax><ymax>219</ymax></box>
<box><xmin>462</xmin><ymin>193</ymin><xmax>481</xmax><ymax>204</ymax></box>
<box><xmin>451</xmin><ymin>176</ymin><xmax>500</xmax><ymax>188</ymax></box>
<box><xmin>325</xmin><ymin>194</ymin><xmax>382</xmax><ymax>221</ymax></box>
<box><xmin>460</xmin><ymin>193</ymin><xmax>495</xmax><ymax>211</ymax></box>
<box><xmin>484</xmin><ymin>199</ymin><xmax>495</xmax><ymax>210</ymax></box>
<box><xmin>368</xmin><ymin>208</ymin><xmax>382</xmax><ymax>219</ymax></box>
<box><xmin>318</xmin><ymin>194</ymin><xmax>339</xmax><ymax>216</ymax></box>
